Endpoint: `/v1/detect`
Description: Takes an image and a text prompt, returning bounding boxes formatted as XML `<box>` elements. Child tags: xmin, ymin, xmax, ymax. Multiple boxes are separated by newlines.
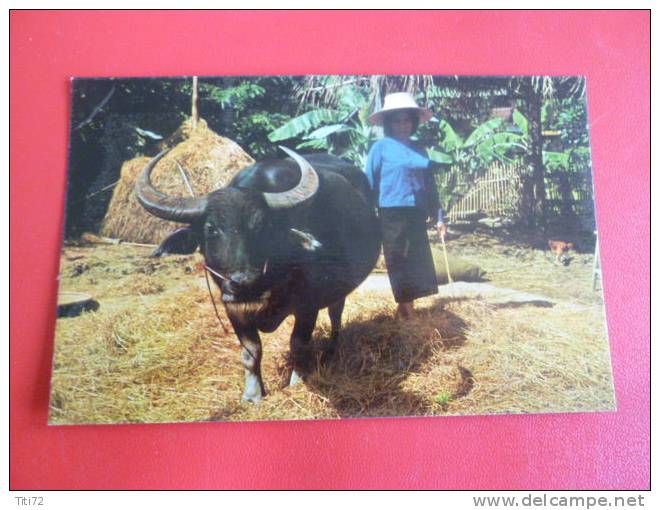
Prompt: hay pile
<box><xmin>100</xmin><ymin>119</ymin><xmax>254</xmax><ymax>244</ymax></box>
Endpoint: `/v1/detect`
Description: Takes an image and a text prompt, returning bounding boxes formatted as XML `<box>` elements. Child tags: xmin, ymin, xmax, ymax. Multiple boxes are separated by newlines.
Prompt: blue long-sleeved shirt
<box><xmin>365</xmin><ymin>137</ymin><xmax>444</xmax><ymax>222</ymax></box>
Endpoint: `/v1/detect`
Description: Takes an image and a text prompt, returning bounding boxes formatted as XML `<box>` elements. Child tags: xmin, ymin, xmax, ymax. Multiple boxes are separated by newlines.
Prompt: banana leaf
<box><xmin>463</xmin><ymin>118</ymin><xmax>503</xmax><ymax>148</ymax></box>
<box><xmin>427</xmin><ymin>148</ymin><xmax>454</xmax><ymax>164</ymax></box>
<box><xmin>437</xmin><ymin>119</ymin><xmax>464</xmax><ymax>152</ymax></box>
<box><xmin>512</xmin><ymin>109</ymin><xmax>528</xmax><ymax>136</ymax></box>
<box><xmin>296</xmin><ymin>139</ymin><xmax>329</xmax><ymax>150</ymax></box>
<box><xmin>305</xmin><ymin>124</ymin><xmax>347</xmax><ymax>140</ymax></box>
<box><xmin>543</xmin><ymin>151</ymin><xmax>570</xmax><ymax>171</ymax></box>
<box><xmin>268</xmin><ymin>109</ymin><xmax>344</xmax><ymax>142</ymax></box>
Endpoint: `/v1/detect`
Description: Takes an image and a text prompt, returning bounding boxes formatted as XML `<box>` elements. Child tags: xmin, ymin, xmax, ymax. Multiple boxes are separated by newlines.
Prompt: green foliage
<box><xmin>434</xmin><ymin>391</ymin><xmax>451</xmax><ymax>406</ymax></box>
<box><xmin>543</xmin><ymin>146</ymin><xmax>592</xmax><ymax>173</ymax></box>
<box><xmin>267</xmin><ymin>81</ymin><xmax>374</xmax><ymax>167</ymax></box>
<box><xmin>553</xmin><ymin>98</ymin><xmax>590</xmax><ymax>147</ymax></box>
<box><xmin>543</xmin><ymin>151</ymin><xmax>570</xmax><ymax>171</ymax></box>
<box><xmin>432</xmin><ymin>116</ymin><xmax>526</xmax><ymax>173</ymax></box>
<box><xmin>201</xmin><ymin>81</ymin><xmax>266</xmax><ymax>110</ymax></box>
<box><xmin>427</xmin><ymin>148</ymin><xmax>454</xmax><ymax>164</ymax></box>
<box><xmin>231</xmin><ymin>111</ymin><xmax>292</xmax><ymax>159</ymax></box>
<box><xmin>541</xmin><ymin>97</ymin><xmax>592</xmax><ymax>174</ymax></box>
<box><xmin>436</xmin><ymin>119</ymin><xmax>464</xmax><ymax>152</ymax></box>
<box><xmin>199</xmin><ymin>76</ymin><xmax>301</xmax><ymax>159</ymax></box>
<box><xmin>463</xmin><ymin>118</ymin><xmax>504</xmax><ymax>147</ymax></box>
<box><xmin>512</xmin><ymin>109</ymin><xmax>528</xmax><ymax>136</ymax></box>
<box><xmin>268</xmin><ymin>109</ymin><xmax>346</xmax><ymax>142</ymax></box>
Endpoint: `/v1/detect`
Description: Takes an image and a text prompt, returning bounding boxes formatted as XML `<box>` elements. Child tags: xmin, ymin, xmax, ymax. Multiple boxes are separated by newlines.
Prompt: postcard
<box><xmin>49</xmin><ymin>75</ymin><xmax>615</xmax><ymax>424</ymax></box>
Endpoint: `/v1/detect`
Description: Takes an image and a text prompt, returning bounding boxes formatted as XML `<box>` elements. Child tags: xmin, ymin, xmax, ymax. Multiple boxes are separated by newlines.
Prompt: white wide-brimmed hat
<box><xmin>368</xmin><ymin>92</ymin><xmax>433</xmax><ymax>126</ymax></box>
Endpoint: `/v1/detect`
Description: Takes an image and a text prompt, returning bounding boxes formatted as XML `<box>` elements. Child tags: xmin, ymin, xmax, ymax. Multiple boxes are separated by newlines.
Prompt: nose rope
<box><xmin>203</xmin><ymin>267</ymin><xmax>229</xmax><ymax>334</ymax></box>
<box><xmin>204</xmin><ymin>265</ymin><xmax>229</xmax><ymax>281</ymax></box>
<box><xmin>203</xmin><ymin>267</ymin><xmax>258</xmax><ymax>362</ymax></box>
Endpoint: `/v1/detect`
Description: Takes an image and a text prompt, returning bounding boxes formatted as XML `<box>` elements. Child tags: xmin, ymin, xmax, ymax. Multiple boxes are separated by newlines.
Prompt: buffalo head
<box><xmin>135</xmin><ymin>146</ymin><xmax>321</xmax><ymax>302</ymax></box>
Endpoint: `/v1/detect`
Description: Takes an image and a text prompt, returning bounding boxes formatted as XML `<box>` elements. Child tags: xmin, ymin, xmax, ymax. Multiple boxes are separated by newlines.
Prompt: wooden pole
<box><xmin>491</xmin><ymin>165</ymin><xmax>495</xmax><ymax>214</ymax></box>
<box><xmin>497</xmin><ymin>163</ymin><xmax>503</xmax><ymax>214</ymax></box>
<box><xmin>592</xmin><ymin>231</ymin><xmax>600</xmax><ymax>291</ymax></box>
<box><xmin>191</xmin><ymin>76</ymin><xmax>199</xmax><ymax>130</ymax></box>
<box><xmin>496</xmin><ymin>166</ymin><xmax>499</xmax><ymax>213</ymax></box>
<box><xmin>440</xmin><ymin>234</ymin><xmax>453</xmax><ymax>284</ymax></box>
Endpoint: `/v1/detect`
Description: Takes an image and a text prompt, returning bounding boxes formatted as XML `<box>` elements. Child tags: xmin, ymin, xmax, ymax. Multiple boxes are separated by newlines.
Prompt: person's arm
<box><xmin>425</xmin><ymin>164</ymin><xmax>449</xmax><ymax>238</ymax></box>
<box><xmin>407</xmin><ymin>143</ymin><xmax>449</xmax><ymax>232</ymax></box>
<box><xmin>365</xmin><ymin>142</ymin><xmax>382</xmax><ymax>206</ymax></box>
<box><xmin>418</xmin><ymin>146</ymin><xmax>449</xmax><ymax>238</ymax></box>
<box><xmin>424</xmin><ymin>163</ymin><xmax>441</xmax><ymax>220</ymax></box>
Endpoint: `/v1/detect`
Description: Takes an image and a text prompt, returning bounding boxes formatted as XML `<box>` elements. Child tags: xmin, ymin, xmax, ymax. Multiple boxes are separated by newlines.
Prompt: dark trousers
<box><xmin>379</xmin><ymin>207</ymin><xmax>438</xmax><ymax>303</ymax></box>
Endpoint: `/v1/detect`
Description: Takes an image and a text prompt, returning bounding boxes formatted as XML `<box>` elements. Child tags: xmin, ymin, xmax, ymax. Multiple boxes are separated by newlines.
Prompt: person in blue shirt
<box><xmin>366</xmin><ymin>92</ymin><xmax>446</xmax><ymax>319</ymax></box>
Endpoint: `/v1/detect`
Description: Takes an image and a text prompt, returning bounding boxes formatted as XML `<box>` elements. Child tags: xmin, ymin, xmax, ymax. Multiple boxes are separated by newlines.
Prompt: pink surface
<box><xmin>10</xmin><ymin>11</ymin><xmax>649</xmax><ymax>489</ymax></box>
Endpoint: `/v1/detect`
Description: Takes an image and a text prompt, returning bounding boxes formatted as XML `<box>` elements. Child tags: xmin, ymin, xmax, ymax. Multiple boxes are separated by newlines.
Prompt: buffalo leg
<box><xmin>327</xmin><ymin>298</ymin><xmax>346</xmax><ymax>353</ymax></box>
<box><xmin>289</xmin><ymin>309</ymin><xmax>319</xmax><ymax>386</ymax></box>
<box><xmin>232</xmin><ymin>323</ymin><xmax>265</xmax><ymax>402</ymax></box>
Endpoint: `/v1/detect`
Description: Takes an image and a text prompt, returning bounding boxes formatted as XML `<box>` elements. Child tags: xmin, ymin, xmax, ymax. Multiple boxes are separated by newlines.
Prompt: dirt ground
<box><xmin>49</xmin><ymin>228</ymin><xmax>615</xmax><ymax>424</ymax></box>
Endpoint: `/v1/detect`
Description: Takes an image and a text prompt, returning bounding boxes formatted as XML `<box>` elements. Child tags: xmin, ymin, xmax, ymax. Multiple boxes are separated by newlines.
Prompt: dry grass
<box><xmin>100</xmin><ymin>119</ymin><xmax>254</xmax><ymax>244</ymax></box>
<box><xmin>49</xmin><ymin>234</ymin><xmax>615</xmax><ymax>425</ymax></box>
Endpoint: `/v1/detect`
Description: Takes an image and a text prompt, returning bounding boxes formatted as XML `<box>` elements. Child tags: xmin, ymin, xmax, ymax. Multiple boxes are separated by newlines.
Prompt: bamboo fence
<box><xmin>444</xmin><ymin>162</ymin><xmax>522</xmax><ymax>222</ymax></box>
<box><xmin>441</xmin><ymin>162</ymin><xmax>594</xmax><ymax>223</ymax></box>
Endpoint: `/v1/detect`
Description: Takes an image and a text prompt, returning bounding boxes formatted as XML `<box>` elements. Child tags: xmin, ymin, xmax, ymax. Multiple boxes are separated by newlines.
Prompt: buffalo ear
<box><xmin>151</xmin><ymin>227</ymin><xmax>200</xmax><ymax>257</ymax></box>
<box><xmin>289</xmin><ymin>228</ymin><xmax>322</xmax><ymax>252</ymax></box>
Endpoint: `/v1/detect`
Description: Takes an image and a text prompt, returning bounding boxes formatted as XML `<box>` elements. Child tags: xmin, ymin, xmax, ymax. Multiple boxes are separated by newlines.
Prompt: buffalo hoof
<box><xmin>242</xmin><ymin>392</ymin><xmax>263</xmax><ymax>403</ymax></box>
<box><xmin>289</xmin><ymin>369</ymin><xmax>304</xmax><ymax>386</ymax></box>
<box><xmin>242</xmin><ymin>375</ymin><xmax>265</xmax><ymax>403</ymax></box>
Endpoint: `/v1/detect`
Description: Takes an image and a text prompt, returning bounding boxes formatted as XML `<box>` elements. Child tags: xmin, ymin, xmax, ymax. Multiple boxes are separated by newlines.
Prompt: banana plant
<box><xmin>428</xmin><ymin>114</ymin><xmax>528</xmax><ymax>173</ymax></box>
<box><xmin>268</xmin><ymin>84</ymin><xmax>374</xmax><ymax>168</ymax></box>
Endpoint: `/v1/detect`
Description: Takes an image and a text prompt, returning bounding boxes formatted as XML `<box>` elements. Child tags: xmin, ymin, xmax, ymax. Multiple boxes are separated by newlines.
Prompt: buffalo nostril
<box><xmin>223</xmin><ymin>273</ymin><xmax>253</xmax><ymax>293</ymax></box>
<box><xmin>222</xmin><ymin>280</ymin><xmax>238</xmax><ymax>294</ymax></box>
<box><xmin>230</xmin><ymin>273</ymin><xmax>248</xmax><ymax>285</ymax></box>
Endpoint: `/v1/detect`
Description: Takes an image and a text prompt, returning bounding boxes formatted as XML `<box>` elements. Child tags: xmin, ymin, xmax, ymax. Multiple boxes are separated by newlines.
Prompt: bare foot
<box><xmin>396</xmin><ymin>302</ymin><xmax>415</xmax><ymax>320</ymax></box>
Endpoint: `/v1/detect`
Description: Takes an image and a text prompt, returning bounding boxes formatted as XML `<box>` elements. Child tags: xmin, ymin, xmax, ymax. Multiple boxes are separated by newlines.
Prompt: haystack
<box><xmin>100</xmin><ymin>119</ymin><xmax>254</xmax><ymax>244</ymax></box>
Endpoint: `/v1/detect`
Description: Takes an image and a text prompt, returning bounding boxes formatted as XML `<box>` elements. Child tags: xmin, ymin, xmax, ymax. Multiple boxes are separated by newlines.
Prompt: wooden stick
<box><xmin>440</xmin><ymin>233</ymin><xmax>453</xmax><ymax>284</ymax></box>
<box><xmin>175</xmin><ymin>160</ymin><xmax>196</xmax><ymax>197</ymax></box>
<box><xmin>191</xmin><ymin>76</ymin><xmax>199</xmax><ymax>130</ymax></box>
<box><xmin>74</xmin><ymin>85</ymin><xmax>116</xmax><ymax>131</ymax></box>
<box><xmin>80</xmin><ymin>232</ymin><xmax>157</xmax><ymax>248</ymax></box>
<box><xmin>85</xmin><ymin>180</ymin><xmax>119</xmax><ymax>199</ymax></box>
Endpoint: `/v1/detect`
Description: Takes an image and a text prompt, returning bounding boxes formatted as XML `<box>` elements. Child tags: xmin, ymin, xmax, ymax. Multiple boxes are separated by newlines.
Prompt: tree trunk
<box><xmin>521</xmin><ymin>92</ymin><xmax>546</xmax><ymax>228</ymax></box>
<box><xmin>557</xmin><ymin>172</ymin><xmax>574</xmax><ymax>221</ymax></box>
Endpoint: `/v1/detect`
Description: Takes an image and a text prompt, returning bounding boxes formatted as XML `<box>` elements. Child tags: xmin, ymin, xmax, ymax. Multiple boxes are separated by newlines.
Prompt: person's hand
<box><xmin>437</xmin><ymin>222</ymin><xmax>448</xmax><ymax>240</ymax></box>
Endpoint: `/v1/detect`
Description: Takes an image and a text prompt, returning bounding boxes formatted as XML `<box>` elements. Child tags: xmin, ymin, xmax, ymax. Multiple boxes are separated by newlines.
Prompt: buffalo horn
<box><xmin>262</xmin><ymin>146</ymin><xmax>319</xmax><ymax>209</ymax></box>
<box><xmin>134</xmin><ymin>149</ymin><xmax>208</xmax><ymax>223</ymax></box>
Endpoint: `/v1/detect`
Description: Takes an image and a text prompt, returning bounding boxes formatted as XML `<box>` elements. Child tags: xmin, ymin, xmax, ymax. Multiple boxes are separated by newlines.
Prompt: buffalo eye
<box><xmin>205</xmin><ymin>223</ymin><xmax>221</xmax><ymax>238</ymax></box>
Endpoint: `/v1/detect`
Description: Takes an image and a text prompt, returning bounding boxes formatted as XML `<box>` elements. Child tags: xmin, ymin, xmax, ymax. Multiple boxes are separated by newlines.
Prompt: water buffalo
<box><xmin>135</xmin><ymin>147</ymin><xmax>381</xmax><ymax>402</ymax></box>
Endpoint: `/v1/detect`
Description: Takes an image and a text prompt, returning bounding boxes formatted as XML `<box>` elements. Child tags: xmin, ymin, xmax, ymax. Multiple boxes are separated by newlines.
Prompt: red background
<box><xmin>10</xmin><ymin>11</ymin><xmax>650</xmax><ymax>489</ymax></box>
